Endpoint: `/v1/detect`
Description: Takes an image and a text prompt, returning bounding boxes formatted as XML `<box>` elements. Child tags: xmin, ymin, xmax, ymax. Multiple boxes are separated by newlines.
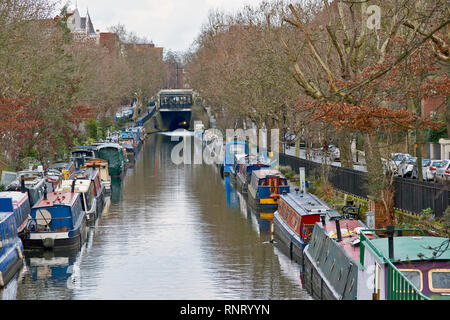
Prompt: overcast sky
<box><xmin>66</xmin><ymin>0</ymin><xmax>264</xmax><ymax>54</ymax></box>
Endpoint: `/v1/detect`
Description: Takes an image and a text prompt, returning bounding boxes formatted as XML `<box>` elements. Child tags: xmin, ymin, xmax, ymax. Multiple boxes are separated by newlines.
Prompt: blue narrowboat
<box><xmin>235</xmin><ymin>156</ymin><xmax>271</xmax><ymax>193</ymax></box>
<box><xmin>0</xmin><ymin>200</ymin><xmax>24</xmax><ymax>288</ymax></box>
<box><xmin>273</xmin><ymin>190</ymin><xmax>341</xmax><ymax>264</ymax></box>
<box><xmin>247</xmin><ymin>169</ymin><xmax>290</xmax><ymax>208</ymax></box>
<box><xmin>0</xmin><ymin>191</ymin><xmax>31</xmax><ymax>235</ymax></box>
<box><xmin>222</xmin><ymin>141</ymin><xmax>248</xmax><ymax>176</ymax></box>
<box><xmin>23</xmin><ymin>191</ymin><xmax>87</xmax><ymax>250</ymax></box>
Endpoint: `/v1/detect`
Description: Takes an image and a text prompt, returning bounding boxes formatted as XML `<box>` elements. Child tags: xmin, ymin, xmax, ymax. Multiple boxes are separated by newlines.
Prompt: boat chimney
<box><xmin>295</xmin><ymin>187</ymin><xmax>299</xmax><ymax>194</ymax></box>
<box><xmin>71</xmin><ymin>179</ymin><xmax>76</xmax><ymax>193</ymax></box>
<box><xmin>20</xmin><ymin>176</ymin><xmax>26</xmax><ymax>193</ymax></box>
<box><xmin>335</xmin><ymin>219</ymin><xmax>342</xmax><ymax>242</ymax></box>
<box><xmin>321</xmin><ymin>215</ymin><xmax>326</xmax><ymax>226</ymax></box>
<box><xmin>387</xmin><ymin>225</ymin><xmax>395</xmax><ymax>260</ymax></box>
<box><xmin>43</xmin><ymin>184</ymin><xmax>47</xmax><ymax>200</ymax></box>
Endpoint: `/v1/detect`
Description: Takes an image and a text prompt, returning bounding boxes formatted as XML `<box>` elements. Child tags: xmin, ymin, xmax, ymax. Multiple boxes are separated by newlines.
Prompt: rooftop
<box><xmin>283</xmin><ymin>192</ymin><xmax>339</xmax><ymax>216</ymax></box>
<box><xmin>33</xmin><ymin>192</ymin><xmax>79</xmax><ymax>209</ymax></box>
<box><xmin>253</xmin><ymin>169</ymin><xmax>285</xmax><ymax>179</ymax></box>
<box><xmin>369</xmin><ymin>236</ymin><xmax>450</xmax><ymax>262</ymax></box>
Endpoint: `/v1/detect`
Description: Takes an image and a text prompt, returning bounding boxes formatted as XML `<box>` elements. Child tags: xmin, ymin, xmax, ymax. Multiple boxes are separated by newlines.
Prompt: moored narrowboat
<box><xmin>0</xmin><ymin>209</ymin><xmax>24</xmax><ymax>288</ymax></box>
<box><xmin>23</xmin><ymin>191</ymin><xmax>87</xmax><ymax>250</ymax></box>
<box><xmin>248</xmin><ymin>169</ymin><xmax>289</xmax><ymax>208</ymax></box>
<box><xmin>82</xmin><ymin>159</ymin><xmax>111</xmax><ymax>193</ymax></box>
<box><xmin>71</xmin><ymin>146</ymin><xmax>99</xmax><ymax>169</ymax></box>
<box><xmin>223</xmin><ymin>141</ymin><xmax>248</xmax><ymax>176</ymax></box>
<box><xmin>96</xmin><ymin>143</ymin><xmax>126</xmax><ymax>177</ymax></box>
<box><xmin>235</xmin><ymin>156</ymin><xmax>270</xmax><ymax>193</ymax></box>
<box><xmin>273</xmin><ymin>190</ymin><xmax>341</xmax><ymax>264</ymax></box>
<box><xmin>6</xmin><ymin>171</ymin><xmax>48</xmax><ymax>206</ymax></box>
<box><xmin>0</xmin><ymin>192</ymin><xmax>31</xmax><ymax>235</ymax></box>
<box><xmin>302</xmin><ymin>218</ymin><xmax>376</xmax><ymax>300</ymax></box>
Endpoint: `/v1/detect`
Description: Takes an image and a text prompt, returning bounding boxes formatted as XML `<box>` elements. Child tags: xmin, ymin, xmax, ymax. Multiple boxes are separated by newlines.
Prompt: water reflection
<box><xmin>7</xmin><ymin>132</ymin><xmax>310</xmax><ymax>300</ymax></box>
<box><xmin>110</xmin><ymin>177</ymin><xmax>123</xmax><ymax>204</ymax></box>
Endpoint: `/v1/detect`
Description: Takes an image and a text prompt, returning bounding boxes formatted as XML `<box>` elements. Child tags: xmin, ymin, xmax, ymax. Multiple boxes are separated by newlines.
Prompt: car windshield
<box><xmin>422</xmin><ymin>159</ymin><xmax>431</xmax><ymax>167</ymax></box>
<box><xmin>393</xmin><ymin>154</ymin><xmax>407</xmax><ymax>161</ymax></box>
<box><xmin>435</xmin><ymin>160</ymin><xmax>448</xmax><ymax>168</ymax></box>
<box><xmin>407</xmin><ymin>158</ymin><xmax>417</xmax><ymax>165</ymax></box>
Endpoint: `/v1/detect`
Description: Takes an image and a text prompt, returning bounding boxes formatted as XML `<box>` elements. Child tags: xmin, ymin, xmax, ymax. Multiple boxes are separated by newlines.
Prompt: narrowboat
<box><xmin>235</xmin><ymin>156</ymin><xmax>270</xmax><ymax>193</ymax></box>
<box><xmin>71</xmin><ymin>146</ymin><xmax>99</xmax><ymax>169</ymax></box>
<box><xmin>247</xmin><ymin>169</ymin><xmax>290</xmax><ymax>208</ymax></box>
<box><xmin>6</xmin><ymin>171</ymin><xmax>48</xmax><ymax>206</ymax></box>
<box><xmin>0</xmin><ymin>207</ymin><xmax>24</xmax><ymax>288</ymax></box>
<box><xmin>49</xmin><ymin>160</ymin><xmax>76</xmax><ymax>181</ymax></box>
<box><xmin>96</xmin><ymin>143</ymin><xmax>126</xmax><ymax>177</ymax></box>
<box><xmin>56</xmin><ymin>168</ymin><xmax>104</xmax><ymax>223</ymax></box>
<box><xmin>82</xmin><ymin>159</ymin><xmax>111</xmax><ymax>193</ymax></box>
<box><xmin>222</xmin><ymin>141</ymin><xmax>248</xmax><ymax>176</ymax></box>
<box><xmin>229</xmin><ymin>153</ymin><xmax>248</xmax><ymax>178</ymax></box>
<box><xmin>357</xmin><ymin>228</ymin><xmax>450</xmax><ymax>300</ymax></box>
<box><xmin>302</xmin><ymin>218</ymin><xmax>377</xmax><ymax>300</ymax></box>
<box><xmin>273</xmin><ymin>190</ymin><xmax>341</xmax><ymax>264</ymax></box>
<box><xmin>23</xmin><ymin>191</ymin><xmax>87</xmax><ymax>250</ymax></box>
<box><xmin>0</xmin><ymin>192</ymin><xmax>31</xmax><ymax>235</ymax></box>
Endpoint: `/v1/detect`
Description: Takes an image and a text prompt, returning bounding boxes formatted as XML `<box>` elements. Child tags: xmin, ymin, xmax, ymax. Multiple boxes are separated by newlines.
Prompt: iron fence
<box><xmin>279</xmin><ymin>153</ymin><xmax>448</xmax><ymax>218</ymax></box>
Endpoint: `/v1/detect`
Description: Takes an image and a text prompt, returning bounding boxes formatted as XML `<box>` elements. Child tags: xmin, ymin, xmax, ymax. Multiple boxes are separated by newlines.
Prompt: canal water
<box><xmin>1</xmin><ymin>133</ymin><xmax>311</xmax><ymax>300</ymax></box>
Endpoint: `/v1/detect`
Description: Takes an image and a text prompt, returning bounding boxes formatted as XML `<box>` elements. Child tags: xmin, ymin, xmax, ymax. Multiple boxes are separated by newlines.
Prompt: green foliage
<box><xmin>441</xmin><ymin>207</ymin><xmax>450</xmax><ymax>232</ymax></box>
<box><xmin>86</xmin><ymin>118</ymin><xmax>99</xmax><ymax>140</ymax></box>
<box><xmin>419</xmin><ymin>208</ymin><xmax>436</xmax><ymax>225</ymax></box>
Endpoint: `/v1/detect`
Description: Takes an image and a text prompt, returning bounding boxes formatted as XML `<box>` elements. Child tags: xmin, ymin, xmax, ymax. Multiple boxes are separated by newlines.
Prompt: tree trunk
<box><xmin>338</xmin><ymin>131</ymin><xmax>353</xmax><ymax>169</ymax></box>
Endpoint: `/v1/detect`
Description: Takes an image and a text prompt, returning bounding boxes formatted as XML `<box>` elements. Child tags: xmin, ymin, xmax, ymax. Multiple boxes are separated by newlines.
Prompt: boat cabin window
<box><xmin>398</xmin><ymin>269</ymin><xmax>423</xmax><ymax>291</ymax></box>
<box><xmin>428</xmin><ymin>269</ymin><xmax>450</xmax><ymax>293</ymax></box>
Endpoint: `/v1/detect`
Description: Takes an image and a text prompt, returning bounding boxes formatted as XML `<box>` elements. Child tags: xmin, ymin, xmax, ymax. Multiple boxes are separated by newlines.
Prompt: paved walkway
<box><xmin>283</xmin><ymin>146</ymin><xmax>368</xmax><ymax>172</ymax></box>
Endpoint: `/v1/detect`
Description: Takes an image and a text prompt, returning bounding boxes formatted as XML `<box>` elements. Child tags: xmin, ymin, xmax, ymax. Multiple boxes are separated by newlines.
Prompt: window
<box><xmin>398</xmin><ymin>269</ymin><xmax>422</xmax><ymax>291</ymax></box>
<box><xmin>429</xmin><ymin>269</ymin><xmax>450</xmax><ymax>293</ymax></box>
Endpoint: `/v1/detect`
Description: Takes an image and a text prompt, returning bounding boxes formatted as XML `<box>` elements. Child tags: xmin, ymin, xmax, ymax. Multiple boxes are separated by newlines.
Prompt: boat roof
<box><xmin>69</xmin><ymin>168</ymin><xmax>98</xmax><ymax>180</ymax></box>
<box><xmin>73</xmin><ymin>145</ymin><xmax>98</xmax><ymax>150</ymax></box>
<box><xmin>33</xmin><ymin>192</ymin><xmax>79</xmax><ymax>209</ymax></box>
<box><xmin>0</xmin><ymin>211</ymin><xmax>14</xmax><ymax>223</ymax></box>
<box><xmin>57</xmin><ymin>179</ymin><xmax>91</xmax><ymax>193</ymax></box>
<box><xmin>282</xmin><ymin>192</ymin><xmax>340</xmax><ymax>217</ymax></box>
<box><xmin>252</xmin><ymin>169</ymin><xmax>285</xmax><ymax>179</ymax></box>
<box><xmin>0</xmin><ymin>191</ymin><xmax>29</xmax><ymax>209</ymax></box>
<box><xmin>96</xmin><ymin>143</ymin><xmax>123</xmax><ymax>150</ymax></box>
<box><xmin>368</xmin><ymin>236</ymin><xmax>450</xmax><ymax>262</ymax></box>
<box><xmin>50</xmin><ymin>161</ymin><xmax>74</xmax><ymax>169</ymax></box>
<box><xmin>84</xmin><ymin>159</ymin><xmax>108</xmax><ymax>168</ymax></box>
<box><xmin>226</xmin><ymin>140</ymin><xmax>247</xmax><ymax>145</ymax></box>
<box><xmin>322</xmin><ymin>219</ymin><xmax>375</xmax><ymax>263</ymax></box>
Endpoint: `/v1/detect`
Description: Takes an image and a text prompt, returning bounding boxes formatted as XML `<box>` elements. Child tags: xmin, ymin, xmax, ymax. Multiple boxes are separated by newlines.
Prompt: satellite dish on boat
<box><xmin>36</xmin><ymin>209</ymin><xmax>52</xmax><ymax>226</ymax></box>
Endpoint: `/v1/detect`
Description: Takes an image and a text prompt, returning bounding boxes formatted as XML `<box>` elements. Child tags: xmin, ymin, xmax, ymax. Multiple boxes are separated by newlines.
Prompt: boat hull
<box><xmin>273</xmin><ymin>212</ymin><xmax>305</xmax><ymax>264</ymax></box>
<box><xmin>23</xmin><ymin>221</ymin><xmax>87</xmax><ymax>251</ymax></box>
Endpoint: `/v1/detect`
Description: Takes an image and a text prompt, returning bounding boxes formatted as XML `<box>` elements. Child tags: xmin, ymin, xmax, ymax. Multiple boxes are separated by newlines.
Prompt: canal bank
<box><xmin>2</xmin><ymin>133</ymin><xmax>311</xmax><ymax>300</ymax></box>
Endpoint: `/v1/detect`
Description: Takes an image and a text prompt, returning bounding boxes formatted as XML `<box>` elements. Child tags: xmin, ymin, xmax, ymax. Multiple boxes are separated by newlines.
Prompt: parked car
<box><xmin>434</xmin><ymin>160</ymin><xmax>450</xmax><ymax>183</ymax></box>
<box><xmin>421</xmin><ymin>159</ymin><xmax>442</xmax><ymax>181</ymax></box>
<box><xmin>409</xmin><ymin>158</ymin><xmax>432</xmax><ymax>180</ymax></box>
<box><xmin>321</xmin><ymin>144</ymin><xmax>340</xmax><ymax>162</ymax></box>
<box><xmin>399</xmin><ymin>157</ymin><xmax>417</xmax><ymax>178</ymax></box>
<box><xmin>388</xmin><ymin>153</ymin><xmax>411</xmax><ymax>176</ymax></box>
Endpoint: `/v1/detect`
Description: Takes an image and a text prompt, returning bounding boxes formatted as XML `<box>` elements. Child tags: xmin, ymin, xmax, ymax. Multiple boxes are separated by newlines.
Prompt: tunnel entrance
<box><xmin>160</xmin><ymin>110</ymin><xmax>191</xmax><ymax>131</ymax></box>
<box><xmin>169</xmin><ymin>115</ymin><xmax>190</xmax><ymax>131</ymax></box>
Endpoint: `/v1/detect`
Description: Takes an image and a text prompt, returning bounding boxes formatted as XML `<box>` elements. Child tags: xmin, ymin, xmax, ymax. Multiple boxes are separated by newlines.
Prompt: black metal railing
<box><xmin>279</xmin><ymin>153</ymin><xmax>448</xmax><ymax>218</ymax></box>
